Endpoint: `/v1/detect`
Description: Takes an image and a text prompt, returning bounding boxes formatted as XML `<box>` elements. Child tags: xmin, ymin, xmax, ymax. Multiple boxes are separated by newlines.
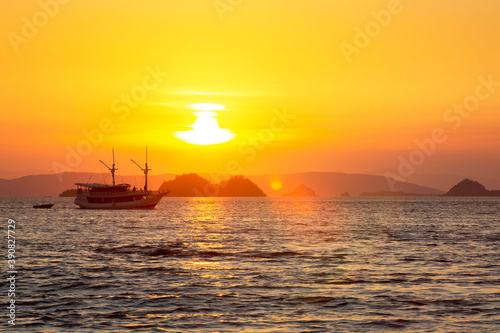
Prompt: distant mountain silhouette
<box><xmin>360</xmin><ymin>191</ymin><xmax>432</xmax><ymax>197</ymax></box>
<box><xmin>248</xmin><ymin>172</ymin><xmax>444</xmax><ymax>197</ymax></box>
<box><xmin>340</xmin><ymin>192</ymin><xmax>351</xmax><ymax>197</ymax></box>
<box><xmin>370</xmin><ymin>171</ymin><xmax>500</xmax><ymax>192</ymax></box>
<box><xmin>0</xmin><ymin>171</ymin><xmax>445</xmax><ymax>197</ymax></box>
<box><xmin>445</xmin><ymin>179</ymin><xmax>500</xmax><ymax>196</ymax></box>
<box><xmin>159</xmin><ymin>174</ymin><xmax>266</xmax><ymax>197</ymax></box>
<box><xmin>282</xmin><ymin>184</ymin><xmax>317</xmax><ymax>197</ymax></box>
<box><xmin>0</xmin><ymin>172</ymin><xmax>174</xmax><ymax>197</ymax></box>
<box><xmin>0</xmin><ymin>169</ymin><xmax>52</xmax><ymax>180</ymax></box>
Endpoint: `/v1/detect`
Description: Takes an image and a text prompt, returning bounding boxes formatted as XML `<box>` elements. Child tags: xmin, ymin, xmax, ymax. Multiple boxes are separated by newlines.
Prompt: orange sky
<box><xmin>1</xmin><ymin>0</ymin><xmax>499</xmax><ymax>180</ymax></box>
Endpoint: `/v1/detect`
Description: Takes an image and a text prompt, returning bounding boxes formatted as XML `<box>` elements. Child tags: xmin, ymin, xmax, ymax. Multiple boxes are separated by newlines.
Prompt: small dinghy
<box><xmin>33</xmin><ymin>203</ymin><xmax>54</xmax><ymax>209</ymax></box>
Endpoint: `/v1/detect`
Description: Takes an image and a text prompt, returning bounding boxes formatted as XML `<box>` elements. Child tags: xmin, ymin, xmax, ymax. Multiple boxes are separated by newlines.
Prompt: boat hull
<box><xmin>74</xmin><ymin>193</ymin><xmax>167</xmax><ymax>210</ymax></box>
<box><xmin>33</xmin><ymin>204</ymin><xmax>54</xmax><ymax>209</ymax></box>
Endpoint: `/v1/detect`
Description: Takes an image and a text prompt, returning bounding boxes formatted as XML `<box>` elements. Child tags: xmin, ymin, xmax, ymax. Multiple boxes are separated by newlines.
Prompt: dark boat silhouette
<box><xmin>74</xmin><ymin>148</ymin><xmax>170</xmax><ymax>209</ymax></box>
<box><xmin>33</xmin><ymin>203</ymin><xmax>54</xmax><ymax>209</ymax></box>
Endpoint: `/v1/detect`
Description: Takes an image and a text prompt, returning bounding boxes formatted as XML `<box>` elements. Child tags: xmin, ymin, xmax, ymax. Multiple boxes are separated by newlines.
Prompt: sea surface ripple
<box><xmin>1</xmin><ymin>197</ymin><xmax>499</xmax><ymax>332</ymax></box>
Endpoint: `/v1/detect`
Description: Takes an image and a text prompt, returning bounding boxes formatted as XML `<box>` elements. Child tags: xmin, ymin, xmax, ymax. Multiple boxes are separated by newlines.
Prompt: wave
<box><xmin>94</xmin><ymin>244</ymin><xmax>312</xmax><ymax>260</ymax></box>
<box><xmin>94</xmin><ymin>243</ymin><xmax>227</xmax><ymax>258</ymax></box>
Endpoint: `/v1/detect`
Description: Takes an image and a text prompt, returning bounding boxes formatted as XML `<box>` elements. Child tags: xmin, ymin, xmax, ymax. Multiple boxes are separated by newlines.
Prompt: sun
<box><xmin>270</xmin><ymin>179</ymin><xmax>283</xmax><ymax>191</ymax></box>
<box><xmin>174</xmin><ymin>104</ymin><xmax>236</xmax><ymax>145</ymax></box>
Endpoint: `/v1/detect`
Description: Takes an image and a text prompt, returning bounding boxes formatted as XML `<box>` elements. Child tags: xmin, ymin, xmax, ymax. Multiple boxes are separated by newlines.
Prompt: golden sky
<box><xmin>1</xmin><ymin>0</ymin><xmax>499</xmax><ymax>179</ymax></box>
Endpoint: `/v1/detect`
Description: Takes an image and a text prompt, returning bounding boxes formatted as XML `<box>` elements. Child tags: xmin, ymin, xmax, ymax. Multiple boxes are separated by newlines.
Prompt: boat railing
<box><xmin>78</xmin><ymin>189</ymin><xmax>152</xmax><ymax>197</ymax></box>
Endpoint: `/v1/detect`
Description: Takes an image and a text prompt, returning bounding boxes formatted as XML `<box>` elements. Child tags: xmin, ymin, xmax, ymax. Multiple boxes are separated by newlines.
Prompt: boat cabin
<box><xmin>75</xmin><ymin>183</ymin><xmax>133</xmax><ymax>194</ymax></box>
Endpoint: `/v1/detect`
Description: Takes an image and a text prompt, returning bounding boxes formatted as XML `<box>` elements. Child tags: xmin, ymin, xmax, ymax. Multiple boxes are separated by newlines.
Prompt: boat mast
<box><xmin>100</xmin><ymin>148</ymin><xmax>117</xmax><ymax>185</ymax></box>
<box><xmin>131</xmin><ymin>146</ymin><xmax>151</xmax><ymax>195</ymax></box>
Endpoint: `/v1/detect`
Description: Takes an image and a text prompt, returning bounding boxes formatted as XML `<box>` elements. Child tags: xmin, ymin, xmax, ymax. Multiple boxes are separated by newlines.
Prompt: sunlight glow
<box><xmin>188</xmin><ymin>103</ymin><xmax>226</xmax><ymax>111</ymax></box>
<box><xmin>174</xmin><ymin>111</ymin><xmax>235</xmax><ymax>145</ymax></box>
<box><xmin>270</xmin><ymin>179</ymin><xmax>283</xmax><ymax>191</ymax></box>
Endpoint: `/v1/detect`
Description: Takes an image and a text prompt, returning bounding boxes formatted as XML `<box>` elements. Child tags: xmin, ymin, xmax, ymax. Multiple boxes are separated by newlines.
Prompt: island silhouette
<box><xmin>59</xmin><ymin>189</ymin><xmax>78</xmax><ymax>197</ymax></box>
<box><xmin>282</xmin><ymin>184</ymin><xmax>317</xmax><ymax>197</ymax></box>
<box><xmin>445</xmin><ymin>179</ymin><xmax>500</xmax><ymax>196</ymax></box>
<box><xmin>218</xmin><ymin>175</ymin><xmax>267</xmax><ymax>197</ymax></box>
<box><xmin>158</xmin><ymin>173</ymin><xmax>266</xmax><ymax>197</ymax></box>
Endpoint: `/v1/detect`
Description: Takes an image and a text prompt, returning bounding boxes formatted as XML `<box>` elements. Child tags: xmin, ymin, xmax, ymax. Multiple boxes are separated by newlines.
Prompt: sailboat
<box><xmin>74</xmin><ymin>148</ymin><xmax>170</xmax><ymax>209</ymax></box>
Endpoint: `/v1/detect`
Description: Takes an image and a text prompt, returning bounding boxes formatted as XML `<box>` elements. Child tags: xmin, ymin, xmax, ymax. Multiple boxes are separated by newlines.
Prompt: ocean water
<box><xmin>1</xmin><ymin>197</ymin><xmax>499</xmax><ymax>332</ymax></box>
